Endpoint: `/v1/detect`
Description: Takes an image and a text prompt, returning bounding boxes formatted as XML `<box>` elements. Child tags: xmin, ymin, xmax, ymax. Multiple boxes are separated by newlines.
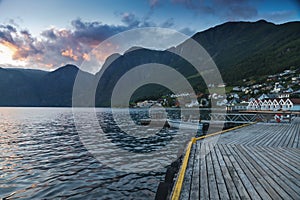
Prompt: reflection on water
<box><xmin>0</xmin><ymin>107</ymin><xmax>178</xmax><ymax>199</ymax></box>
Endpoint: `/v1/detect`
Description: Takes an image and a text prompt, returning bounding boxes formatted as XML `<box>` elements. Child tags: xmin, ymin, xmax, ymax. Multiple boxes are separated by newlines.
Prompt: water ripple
<box><xmin>0</xmin><ymin>108</ymin><xmax>171</xmax><ymax>199</ymax></box>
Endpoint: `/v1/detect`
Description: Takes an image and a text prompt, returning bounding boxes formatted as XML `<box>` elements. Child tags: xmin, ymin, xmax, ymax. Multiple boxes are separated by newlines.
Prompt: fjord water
<box><xmin>0</xmin><ymin>107</ymin><xmax>178</xmax><ymax>199</ymax></box>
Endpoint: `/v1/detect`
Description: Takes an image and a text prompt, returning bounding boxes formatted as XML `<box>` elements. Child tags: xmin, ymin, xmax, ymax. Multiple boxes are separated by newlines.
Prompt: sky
<box><xmin>0</xmin><ymin>0</ymin><xmax>299</xmax><ymax>70</ymax></box>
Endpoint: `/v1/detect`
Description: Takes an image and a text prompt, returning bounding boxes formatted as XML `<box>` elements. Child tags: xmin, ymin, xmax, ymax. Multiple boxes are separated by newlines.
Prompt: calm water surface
<box><xmin>0</xmin><ymin>108</ymin><xmax>181</xmax><ymax>199</ymax></box>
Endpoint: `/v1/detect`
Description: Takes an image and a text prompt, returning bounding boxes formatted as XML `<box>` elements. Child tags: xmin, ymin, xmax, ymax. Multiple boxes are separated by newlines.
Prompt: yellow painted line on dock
<box><xmin>195</xmin><ymin>122</ymin><xmax>256</xmax><ymax>141</ymax></box>
<box><xmin>171</xmin><ymin>137</ymin><xmax>195</xmax><ymax>200</ymax></box>
<box><xmin>171</xmin><ymin>122</ymin><xmax>256</xmax><ymax>200</ymax></box>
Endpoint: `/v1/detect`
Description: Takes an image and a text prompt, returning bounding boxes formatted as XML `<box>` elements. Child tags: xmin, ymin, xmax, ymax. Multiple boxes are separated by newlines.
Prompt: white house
<box><xmin>247</xmin><ymin>98</ymin><xmax>300</xmax><ymax>111</ymax></box>
<box><xmin>282</xmin><ymin>99</ymin><xmax>293</xmax><ymax>111</ymax></box>
<box><xmin>232</xmin><ymin>86</ymin><xmax>242</xmax><ymax>92</ymax></box>
<box><xmin>271</xmin><ymin>82</ymin><xmax>284</xmax><ymax>93</ymax></box>
<box><xmin>260</xmin><ymin>100</ymin><xmax>268</xmax><ymax>110</ymax></box>
<box><xmin>247</xmin><ymin>101</ymin><xmax>255</xmax><ymax>110</ymax></box>
<box><xmin>258</xmin><ymin>93</ymin><xmax>269</xmax><ymax>100</ymax></box>
<box><xmin>272</xmin><ymin>99</ymin><xmax>280</xmax><ymax>110</ymax></box>
<box><xmin>278</xmin><ymin>93</ymin><xmax>290</xmax><ymax>98</ymax></box>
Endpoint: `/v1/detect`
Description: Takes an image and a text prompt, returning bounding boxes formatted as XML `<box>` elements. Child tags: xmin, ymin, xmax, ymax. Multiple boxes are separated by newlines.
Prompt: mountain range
<box><xmin>0</xmin><ymin>20</ymin><xmax>299</xmax><ymax>107</ymax></box>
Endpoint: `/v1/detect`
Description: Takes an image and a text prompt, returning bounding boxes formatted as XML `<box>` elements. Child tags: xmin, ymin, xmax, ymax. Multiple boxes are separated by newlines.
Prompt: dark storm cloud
<box><xmin>0</xmin><ymin>24</ymin><xmax>17</xmax><ymax>33</ymax></box>
<box><xmin>119</xmin><ymin>12</ymin><xmax>158</xmax><ymax>28</ymax></box>
<box><xmin>121</xmin><ymin>12</ymin><xmax>141</xmax><ymax>27</ymax></box>
<box><xmin>0</xmin><ymin>25</ymin><xmax>17</xmax><ymax>44</ymax></box>
<box><xmin>41</xmin><ymin>28</ymin><xmax>57</xmax><ymax>40</ymax></box>
<box><xmin>161</xmin><ymin>18</ymin><xmax>175</xmax><ymax>28</ymax></box>
<box><xmin>153</xmin><ymin>0</ymin><xmax>258</xmax><ymax>20</ymax></box>
<box><xmin>0</xmin><ymin>29</ymin><xmax>15</xmax><ymax>44</ymax></box>
<box><xmin>71</xmin><ymin>19</ymin><xmax>128</xmax><ymax>46</ymax></box>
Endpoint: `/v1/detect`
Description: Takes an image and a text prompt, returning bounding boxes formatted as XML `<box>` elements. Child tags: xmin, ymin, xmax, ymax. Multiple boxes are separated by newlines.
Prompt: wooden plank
<box><xmin>244</xmin><ymin>146</ymin><xmax>297</xmax><ymax>199</ymax></box>
<box><xmin>285</xmin><ymin>124</ymin><xmax>297</xmax><ymax>148</ymax></box>
<box><xmin>218</xmin><ymin>125</ymin><xmax>264</xmax><ymax>146</ymax></box>
<box><xmin>292</xmin><ymin>124</ymin><xmax>300</xmax><ymax>148</ymax></box>
<box><xmin>256</xmin><ymin>125</ymin><xmax>285</xmax><ymax>147</ymax></box>
<box><xmin>281</xmin><ymin>147</ymin><xmax>300</xmax><ymax>161</ymax></box>
<box><xmin>218</xmin><ymin>144</ymin><xmax>250</xmax><ymax>199</ymax></box>
<box><xmin>246</xmin><ymin>126</ymin><xmax>275</xmax><ymax>147</ymax></box>
<box><xmin>216</xmin><ymin>122</ymin><xmax>300</xmax><ymax>148</ymax></box>
<box><xmin>255</xmin><ymin>146</ymin><xmax>300</xmax><ymax>187</ymax></box>
<box><xmin>189</xmin><ymin>142</ymin><xmax>200</xmax><ymax>200</ymax></box>
<box><xmin>237</xmin><ymin>145</ymin><xmax>291</xmax><ymax>199</ymax></box>
<box><xmin>230</xmin><ymin>145</ymin><xmax>272</xmax><ymax>200</ymax></box>
<box><xmin>199</xmin><ymin>142</ymin><xmax>209</xmax><ymax>199</ymax></box>
<box><xmin>210</xmin><ymin>143</ymin><xmax>230</xmax><ymax>200</ymax></box>
<box><xmin>258</xmin><ymin>147</ymin><xmax>300</xmax><ymax>181</ymax></box>
<box><xmin>256</xmin><ymin>125</ymin><xmax>287</xmax><ymax>147</ymax></box>
<box><xmin>235</xmin><ymin>145</ymin><xmax>280</xmax><ymax>198</ymax></box>
<box><xmin>215</xmin><ymin>144</ymin><xmax>240</xmax><ymax>199</ymax></box>
<box><xmin>206</xmin><ymin>144</ymin><xmax>220</xmax><ymax>200</ymax></box>
<box><xmin>247</xmin><ymin>146</ymin><xmax>300</xmax><ymax>198</ymax></box>
<box><xmin>224</xmin><ymin>144</ymin><xmax>262</xmax><ymax>200</ymax></box>
<box><xmin>277</xmin><ymin>125</ymin><xmax>293</xmax><ymax>147</ymax></box>
<box><xmin>272</xmin><ymin>146</ymin><xmax>300</xmax><ymax>161</ymax></box>
<box><xmin>271</xmin><ymin>125</ymin><xmax>292</xmax><ymax>147</ymax></box>
<box><xmin>266</xmin><ymin>147</ymin><xmax>300</xmax><ymax>171</ymax></box>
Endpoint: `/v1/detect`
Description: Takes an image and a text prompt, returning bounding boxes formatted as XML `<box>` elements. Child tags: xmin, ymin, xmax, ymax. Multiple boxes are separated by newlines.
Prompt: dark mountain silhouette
<box><xmin>193</xmin><ymin>20</ymin><xmax>300</xmax><ymax>84</ymax></box>
<box><xmin>0</xmin><ymin>65</ymin><xmax>93</xmax><ymax>106</ymax></box>
<box><xmin>0</xmin><ymin>20</ymin><xmax>299</xmax><ymax>106</ymax></box>
<box><xmin>0</xmin><ymin>68</ymin><xmax>42</xmax><ymax>106</ymax></box>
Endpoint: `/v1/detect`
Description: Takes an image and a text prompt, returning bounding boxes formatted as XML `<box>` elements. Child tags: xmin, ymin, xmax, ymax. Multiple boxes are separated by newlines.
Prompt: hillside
<box><xmin>0</xmin><ymin>20</ymin><xmax>299</xmax><ymax>106</ymax></box>
<box><xmin>94</xmin><ymin>20</ymin><xmax>300</xmax><ymax>105</ymax></box>
<box><xmin>193</xmin><ymin>20</ymin><xmax>300</xmax><ymax>84</ymax></box>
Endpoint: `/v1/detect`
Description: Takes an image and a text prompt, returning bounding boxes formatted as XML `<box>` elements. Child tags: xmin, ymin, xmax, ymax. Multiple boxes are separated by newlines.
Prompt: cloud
<box><xmin>0</xmin><ymin>25</ymin><xmax>43</xmax><ymax>62</ymax></box>
<box><xmin>0</xmin><ymin>19</ymin><xmax>130</xmax><ymax>69</ymax></box>
<box><xmin>0</xmin><ymin>14</ymin><xmax>194</xmax><ymax>70</ymax></box>
<box><xmin>0</xmin><ymin>25</ymin><xmax>16</xmax><ymax>43</ymax></box>
<box><xmin>0</xmin><ymin>24</ymin><xmax>17</xmax><ymax>33</ymax></box>
<box><xmin>121</xmin><ymin>12</ymin><xmax>141</xmax><ymax>27</ymax></box>
<box><xmin>119</xmin><ymin>12</ymin><xmax>157</xmax><ymax>28</ymax></box>
<box><xmin>160</xmin><ymin>18</ymin><xmax>175</xmax><ymax>28</ymax></box>
<box><xmin>41</xmin><ymin>28</ymin><xmax>57</xmax><ymax>40</ymax></box>
<box><xmin>71</xmin><ymin>19</ymin><xmax>127</xmax><ymax>47</ymax></box>
<box><xmin>157</xmin><ymin>0</ymin><xmax>259</xmax><ymax>20</ymax></box>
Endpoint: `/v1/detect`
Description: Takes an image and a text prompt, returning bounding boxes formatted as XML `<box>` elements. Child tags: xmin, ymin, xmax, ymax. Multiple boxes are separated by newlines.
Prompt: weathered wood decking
<box><xmin>174</xmin><ymin>118</ymin><xmax>300</xmax><ymax>200</ymax></box>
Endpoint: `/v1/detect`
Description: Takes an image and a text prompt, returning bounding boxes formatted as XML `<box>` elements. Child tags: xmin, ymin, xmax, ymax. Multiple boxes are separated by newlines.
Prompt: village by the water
<box><xmin>135</xmin><ymin>68</ymin><xmax>300</xmax><ymax>114</ymax></box>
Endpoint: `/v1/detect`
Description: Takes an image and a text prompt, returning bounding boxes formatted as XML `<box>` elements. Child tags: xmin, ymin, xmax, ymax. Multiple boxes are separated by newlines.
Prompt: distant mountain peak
<box><xmin>53</xmin><ymin>64</ymin><xmax>79</xmax><ymax>73</ymax></box>
<box><xmin>124</xmin><ymin>46</ymin><xmax>144</xmax><ymax>54</ymax></box>
<box><xmin>61</xmin><ymin>64</ymin><xmax>79</xmax><ymax>70</ymax></box>
<box><xmin>256</xmin><ymin>19</ymin><xmax>269</xmax><ymax>23</ymax></box>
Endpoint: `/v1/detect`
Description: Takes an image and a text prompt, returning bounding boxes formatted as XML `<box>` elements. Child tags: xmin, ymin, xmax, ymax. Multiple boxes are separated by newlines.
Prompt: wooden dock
<box><xmin>172</xmin><ymin>118</ymin><xmax>300</xmax><ymax>200</ymax></box>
